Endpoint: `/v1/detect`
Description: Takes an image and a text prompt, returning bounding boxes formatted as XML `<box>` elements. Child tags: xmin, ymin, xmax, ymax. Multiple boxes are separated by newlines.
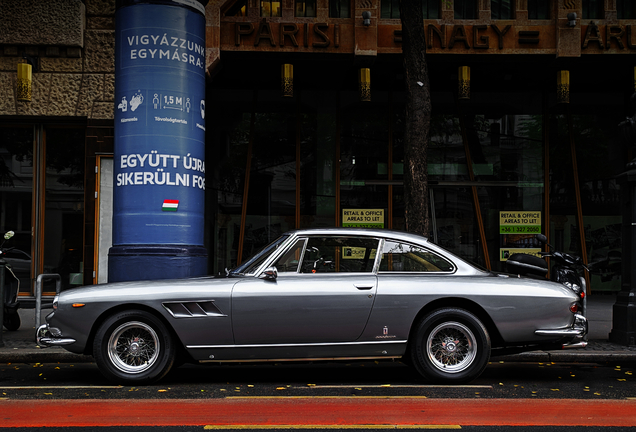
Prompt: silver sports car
<box><xmin>37</xmin><ymin>228</ymin><xmax>587</xmax><ymax>384</ymax></box>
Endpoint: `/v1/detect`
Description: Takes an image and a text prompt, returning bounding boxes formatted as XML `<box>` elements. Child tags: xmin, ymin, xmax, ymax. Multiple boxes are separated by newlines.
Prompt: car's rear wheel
<box><xmin>410</xmin><ymin>308</ymin><xmax>490</xmax><ymax>384</ymax></box>
<box><xmin>93</xmin><ymin>310</ymin><xmax>175</xmax><ymax>384</ymax></box>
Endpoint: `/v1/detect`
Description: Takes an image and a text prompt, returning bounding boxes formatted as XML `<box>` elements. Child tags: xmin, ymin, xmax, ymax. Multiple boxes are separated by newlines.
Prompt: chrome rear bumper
<box><xmin>534</xmin><ymin>314</ymin><xmax>588</xmax><ymax>344</ymax></box>
<box><xmin>36</xmin><ymin>324</ymin><xmax>76</xmax><ymax>347</ymax></box>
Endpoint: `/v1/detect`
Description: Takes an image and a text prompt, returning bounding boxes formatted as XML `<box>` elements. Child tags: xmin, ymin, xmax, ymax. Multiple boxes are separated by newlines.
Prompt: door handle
<box><xmin>354</xmin><ymin>284</ymin><xmax>374</xmax><ymax>290</ymax></box>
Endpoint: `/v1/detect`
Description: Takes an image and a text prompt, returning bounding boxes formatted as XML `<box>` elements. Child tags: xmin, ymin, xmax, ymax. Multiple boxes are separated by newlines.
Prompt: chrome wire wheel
<box><xmin>426</xmin><ymin>321</ymin><xmax>477</xmax><ymax>374</ymax></box>
<box><xmin>107</xmin><ymin>321</ymin><xmax>160</xmax><ymax>374</ymax></box>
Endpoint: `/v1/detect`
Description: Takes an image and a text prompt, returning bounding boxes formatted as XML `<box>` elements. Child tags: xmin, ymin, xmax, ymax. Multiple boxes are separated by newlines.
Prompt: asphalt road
<box><xmin>1</xmin><ymin>359</ymin><xmax>635</xmax><ymax>430</ymax></box>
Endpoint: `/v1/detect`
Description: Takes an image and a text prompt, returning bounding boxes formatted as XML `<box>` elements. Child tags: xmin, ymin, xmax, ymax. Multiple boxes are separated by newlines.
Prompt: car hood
<box><xmin>58</xmin><ymin>275</ymin><xmax>239</xmax><ymax>304</ymax></box>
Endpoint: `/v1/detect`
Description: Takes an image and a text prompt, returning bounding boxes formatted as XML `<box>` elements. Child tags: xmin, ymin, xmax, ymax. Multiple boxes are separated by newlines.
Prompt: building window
<box><xmin>527</xmin><ymin>0</ymin><xmax>550</xmax><ymax>19</ymax></box>
<box><xmin>454</xmin><ymin>0</ymin><xmax>476</xmax><ymax>19</ymax></box>
<box><xmin>261</xmin><ymin>0</ymin><xmax>281</xmax><ymax>17</ymax></box>
<box><xmin>296</xmin><ymin>0</ymin><xmax>316</xmax><ymax>17</ymax></box>
<box><xmin>422</xmin><ymin>0</ymin><xmax>439</xmax><ymax>19</ymax></box>
<box><xmin>225</xmin><ymin>0</ymin><xmax>247</xmax><ymax>16</ymax></box>
<box><xmin>330</xmin><ymin>0</ymin><xmax>350</xmax><ymax>18</ymax></box>
<box><xmin>380</xmin><ymin>0</ymin><xmax>439</xmax><ymax>19</ymax></box>
<box><xmin>492</xmin><ymin>0</ymin><xmax>513</xmax><ymax>19</ymax></box>
<box><xmin>381</xmin><ymin>0</ymin><xmax>400</xmax><ymax>18</ymax></box>
<box><xmin>582</xmin><ymin>0</ymin><xmax>603</xmax><ymax>19</ymax></box>
<box><xmin>617</xmin><ymin>0</ymin><xmax>636</xmax><ymax>19</ymax></box>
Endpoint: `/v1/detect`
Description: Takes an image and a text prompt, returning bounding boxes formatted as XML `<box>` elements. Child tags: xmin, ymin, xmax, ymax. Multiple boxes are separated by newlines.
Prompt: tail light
<box><xmin>569</xmin><ymin>302</ymin><xmax>580</xmax><ymax>313</ymax></box>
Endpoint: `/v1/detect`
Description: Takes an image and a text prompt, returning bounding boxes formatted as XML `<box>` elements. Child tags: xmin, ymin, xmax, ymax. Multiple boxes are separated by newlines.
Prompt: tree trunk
<box><xmin>399</xmin><ymin>0</ymin><xmax>432</xmax><ymax>237</ymax></box>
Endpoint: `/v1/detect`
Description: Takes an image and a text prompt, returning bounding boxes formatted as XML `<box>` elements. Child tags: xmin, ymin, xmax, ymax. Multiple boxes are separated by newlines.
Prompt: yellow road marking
<box><xmin>227</xmin><ymin>396</ymin><xmax>432</xmax><ymax>399</ymax></box>
<box><xmin>0</xmin><ymin>386</ymin><xmax>123</xmax><ymax>389</ymax></box>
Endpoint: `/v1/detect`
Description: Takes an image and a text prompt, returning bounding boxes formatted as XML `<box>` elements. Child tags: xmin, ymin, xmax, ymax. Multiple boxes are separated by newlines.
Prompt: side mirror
<box><xmin>258</xmin><ymin>266</ymin><xmax>278</xmax><ymax>281</ymax></box>
<box><xmin>535</xmin><ymin>234</ymin><xmax>547</xmax><ymax>244</ymax></box>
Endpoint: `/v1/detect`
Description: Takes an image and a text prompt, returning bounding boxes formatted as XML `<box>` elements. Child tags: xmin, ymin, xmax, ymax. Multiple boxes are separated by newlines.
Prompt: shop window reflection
<box><xmin>340</xmin><ymin>99</ymin><xmax>389</xmax><ymax>213</ymax></box>
<box><xmin>0</xmin><ymin>126</ymin><xmax>33</xmax><ymax>294</ymax></box>
<box><xmin>212</xmin><ymin>107</ymin><xmax>251</xmax><ymax>273</ymax></box>
<box><xmin>242</xmin><ymin>110</ymin><xmax>296</xmax><ymax>263</ymax></box>
<box><xmin>550</xmin><ymin>114</ymin><xmax>625</xmax><ymax>292</ymax></box>
<box><xmin>44</xmin><ymin>127</ymin><xmax>85</xmax><ymax>290</ymax></box>
<box><xmin>300</xmin><ymin>92</ymin><xmax>337</xmax><ymax>229</ymax></box>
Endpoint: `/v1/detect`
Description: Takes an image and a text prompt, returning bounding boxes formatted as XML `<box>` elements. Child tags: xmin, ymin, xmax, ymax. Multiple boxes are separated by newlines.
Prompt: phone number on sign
<box><xmin>500</xmin><ymin>225</ymin><xmax>541</xmax><ymax>234</ymax></box>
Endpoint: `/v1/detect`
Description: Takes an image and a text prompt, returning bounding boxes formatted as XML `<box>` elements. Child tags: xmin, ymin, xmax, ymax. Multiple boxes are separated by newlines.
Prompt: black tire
<box><xmin>410</xmin><ymin>308</ymin><xmax>491</xmax><ymax>384</ymax></box>
<box><xmin>93</xmin><ymin>309</ymin><xmax>175</xmax><ymax>384</ymax></box>
<box><xmin>3</xmin><ymin>312</ymin><xmax>21</xmax><ymax>331</ymax></box>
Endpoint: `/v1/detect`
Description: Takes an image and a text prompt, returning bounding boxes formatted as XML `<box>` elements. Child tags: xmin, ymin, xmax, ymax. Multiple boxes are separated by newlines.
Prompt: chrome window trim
<box><xmin>379</xmin><ymin>238</ymin><xmax>457</xmax><ymax>274</ymax></box>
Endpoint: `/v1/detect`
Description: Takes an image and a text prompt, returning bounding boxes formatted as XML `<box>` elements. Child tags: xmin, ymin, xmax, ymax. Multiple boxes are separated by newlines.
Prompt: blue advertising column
<box><xmin>110</xmin><ymin>0</ymin><xmax>208</xmax><ymax>282</ymax></box>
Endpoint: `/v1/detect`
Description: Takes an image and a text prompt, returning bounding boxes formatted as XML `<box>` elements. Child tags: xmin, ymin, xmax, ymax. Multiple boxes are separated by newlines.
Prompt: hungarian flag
<box><xmin>162</xmin><ymin>199</ymin><xmax>179</xmax><ymax>212</ymax></box>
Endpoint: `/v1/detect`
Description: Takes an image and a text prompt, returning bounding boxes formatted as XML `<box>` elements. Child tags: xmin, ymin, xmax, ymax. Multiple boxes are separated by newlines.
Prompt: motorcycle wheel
<box><xmin>3</xmin><ymin>312</ymin><xmax>21</xmax><ymax>331</ymax></box>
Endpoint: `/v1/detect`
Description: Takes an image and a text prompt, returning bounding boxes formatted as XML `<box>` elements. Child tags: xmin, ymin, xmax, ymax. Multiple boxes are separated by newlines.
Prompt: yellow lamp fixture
<box><xmin>458</xmin><ymin>66</ymin><xmax>470</xmax><ymax>100</ymax></box>
<box><xmin>281</xmin><ymin>64</ymin><xmax>293</xmax><ymax>98</ymax></box>
<box><xmin>17</xmin><ymin>59</ymin><xmax>32</xmax><ymax>102</ymax></box>
<box><xmin>359</xmin><ymin>68</ymin><xmax>371</xmax><ymax>102</ymax></box>
<box><xmin>557</xmin><ymin>70</ymin><xmax>570</xmax><ymax>104</ymax></box>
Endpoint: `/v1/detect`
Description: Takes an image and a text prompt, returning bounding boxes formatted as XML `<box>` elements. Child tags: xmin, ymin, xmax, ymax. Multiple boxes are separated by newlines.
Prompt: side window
<box><xmin>299</xmin><ymin>236</ymin><xmax>379</xmax><ymax>273</ymax></box>
<box><xmin>274</xmin><ymin>238</ymin><xmax>306</xmax><ymax>272</ymax></box>
<box><xmin>380</xmin><ymin>241</ymin><xmax>455</xmax><ymax>272</ymax></box>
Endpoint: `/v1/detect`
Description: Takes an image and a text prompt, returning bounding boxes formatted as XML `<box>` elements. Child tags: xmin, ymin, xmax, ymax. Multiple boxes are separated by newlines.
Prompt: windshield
<box><xmin>230</xmin><ymin>235</ymin><xmax>290</xmax><ymax>276</ymax></box>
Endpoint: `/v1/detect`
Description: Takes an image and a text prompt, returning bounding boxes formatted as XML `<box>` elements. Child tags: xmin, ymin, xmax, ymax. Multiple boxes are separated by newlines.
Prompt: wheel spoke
<box><xmin>427</xmin><ymin>321</ymin><xmax>476</xmax><ymax>373</ymax></box>
<box><xmin>108</xmin><ymin>321</ymin><xmax>160</xmax><ymax>374</ymax></box>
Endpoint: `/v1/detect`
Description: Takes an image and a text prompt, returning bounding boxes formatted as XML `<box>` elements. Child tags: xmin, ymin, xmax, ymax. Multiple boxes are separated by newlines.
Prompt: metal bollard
<box><xmin>34</xmin><ymin>274</ymin><xmax>61</xmax><ymax>334</ymax></box>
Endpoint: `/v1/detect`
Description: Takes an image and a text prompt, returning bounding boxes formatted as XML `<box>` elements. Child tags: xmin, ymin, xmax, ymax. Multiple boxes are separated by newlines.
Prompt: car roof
<box><xmin>283</xmin><ymin>228</ymin><xmax>429</xmax><ymax>244</ymax></box>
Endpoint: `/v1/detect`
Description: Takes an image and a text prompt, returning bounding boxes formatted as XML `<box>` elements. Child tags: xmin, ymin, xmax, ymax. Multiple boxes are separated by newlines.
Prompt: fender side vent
<box><xmin>162</xmin><ymin>301</ymin><xmax>226</xmax><ymax>318</ymax></box>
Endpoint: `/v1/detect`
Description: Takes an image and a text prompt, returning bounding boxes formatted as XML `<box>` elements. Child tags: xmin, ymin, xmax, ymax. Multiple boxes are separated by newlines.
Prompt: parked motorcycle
<box><xmin>1</xmin><ymin>230</ymin><xmax>21</xmax><ymax>331</ymax></box>
<box><xmin>506</xmin><ymin>233</ymin><xmax>588</xmax><ymax>316</ymax></box>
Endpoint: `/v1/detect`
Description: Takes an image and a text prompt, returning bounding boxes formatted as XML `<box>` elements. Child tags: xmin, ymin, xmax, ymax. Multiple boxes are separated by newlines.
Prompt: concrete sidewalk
<box><xmin>1</xmin><ymin>294</ymin><xmax>636</xmax><ymax>364</ymax></box>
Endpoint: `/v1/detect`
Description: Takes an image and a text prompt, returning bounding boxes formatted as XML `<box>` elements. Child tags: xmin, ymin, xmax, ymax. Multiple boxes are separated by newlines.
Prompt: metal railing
<box><xmin>34</xmin><ymin>273</ymin><xmax>61</xmax><ymax>332</ymax></box>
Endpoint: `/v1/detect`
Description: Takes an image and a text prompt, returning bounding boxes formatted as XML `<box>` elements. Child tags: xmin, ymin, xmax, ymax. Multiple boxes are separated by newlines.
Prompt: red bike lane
<box><xmin>2</xmin><ymin>397</ymin><xmax>636</xmax><ymax>428</ymax></box>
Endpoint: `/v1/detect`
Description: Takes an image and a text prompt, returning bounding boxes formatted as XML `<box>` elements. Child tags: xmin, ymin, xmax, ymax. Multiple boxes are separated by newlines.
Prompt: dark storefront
<box><xmin>207</xmin><ymin>53</ymin><xmax>631</xmax><ymax>294</ymax></box>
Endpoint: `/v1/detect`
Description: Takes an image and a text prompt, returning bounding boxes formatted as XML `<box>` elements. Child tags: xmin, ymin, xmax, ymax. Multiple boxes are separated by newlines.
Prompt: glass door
<box><xmin>0</xmin><ymin>124</ymin><xmax>85</xmax><ymax>296</ymax></box>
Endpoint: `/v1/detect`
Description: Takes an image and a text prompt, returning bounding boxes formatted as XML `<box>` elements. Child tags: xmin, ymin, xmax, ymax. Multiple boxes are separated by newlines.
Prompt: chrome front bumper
<box><xmin>534</xmin><ymin>313</ymin><xmax>588</xmax><ymax>347</ymax></box>
<box><xmin>36</xmin><ymin>324</ymin><xmax>76</xmax><ymax>347</ymax></box>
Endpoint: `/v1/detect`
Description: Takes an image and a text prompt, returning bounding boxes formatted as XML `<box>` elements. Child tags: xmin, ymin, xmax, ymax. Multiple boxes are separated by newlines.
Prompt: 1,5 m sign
<box><xmin>500</xmin><ymin>211</ymin><xmax>541</xmax><ymax>234</ymax></box>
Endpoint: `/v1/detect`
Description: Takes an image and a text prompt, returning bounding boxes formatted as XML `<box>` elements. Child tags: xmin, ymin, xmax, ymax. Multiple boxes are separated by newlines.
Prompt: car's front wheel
<box><xmin>93</xmin><ymin>310</ymin><xmax>175</xmax><ymax>384</ymax></box>
<box><xmin>410</xmin><ymin>308</ymin><xmax>490</xmax><ymax>384</ymax></box>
